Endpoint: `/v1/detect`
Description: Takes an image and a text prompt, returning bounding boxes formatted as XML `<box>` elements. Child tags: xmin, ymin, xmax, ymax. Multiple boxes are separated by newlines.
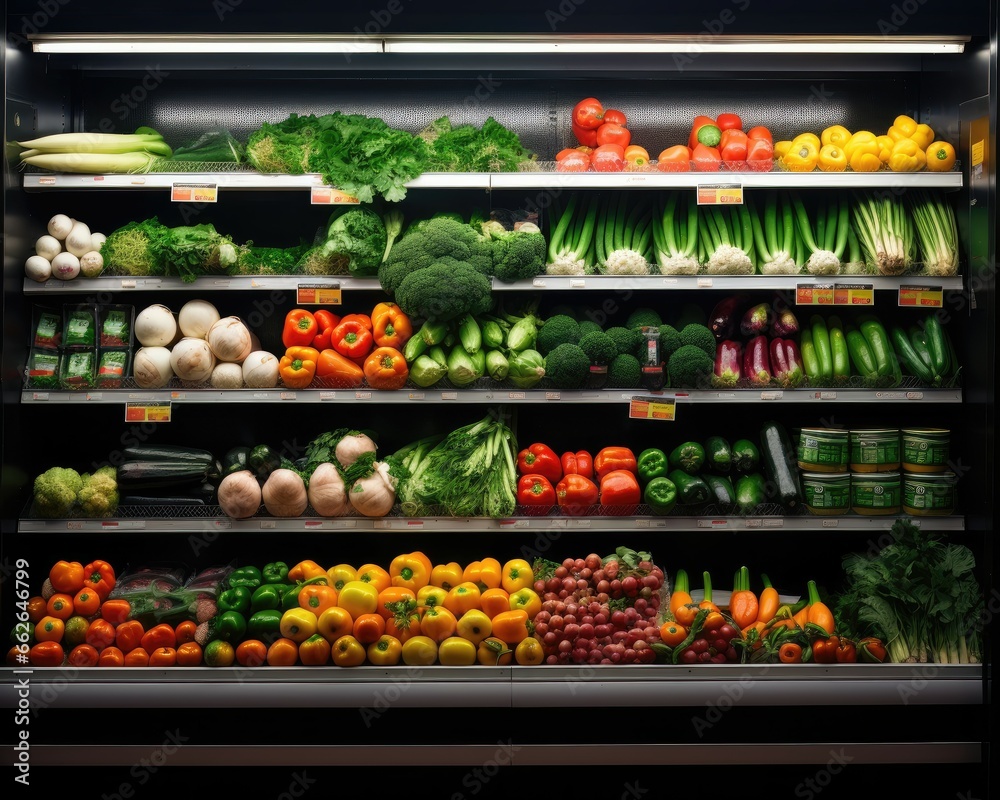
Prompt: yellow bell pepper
<box><xmin>817</xmin><ymin>144</ymin><xmax>847</xmax><ymax>172</ymax></box>
<box><xmin>910</xmin><ymin>123</ymin><xmax>934</xmax><ymax>150</ymax></box>
<box><xmin>843</xmin><ymin>131</ymin><xmax>877</xmax><ymax>162</ymax></box>
<box><xmin>501</xmin><ymin>558</ymin><xmax>535</xmax><ymax>594</ymax></box>
<box><xmin>477</xmin><ymin>558</ymin><xmax>503</xmax><ymax>591</ymax></box>
<box><xmin>389</xmin><ymin>552</ymin><xmax>430</xmax><ymax>592</ymax></box>
<box><xmin>925</xmin><ymin>141</ymin><xmax>956</xmax><ymax>172</ymax></box>
<box><xmin>326</xmin><ymin>563</ymin><xmax>357</xmax><ymax>593</ymax></box>
<box><xmin>477</xmin><ymin>636</ymin><xmax>513</xmax><ymax>666</ymax></box>
<box><xmin>437</xmin><ymin>636</ymin><xmax>477</xmax><ymax>666</ymax></box>
<box><xmin>892</xmin><ymin>114</ymin><xmax>918</xmax><ymax>138</ymax></box>
<box><xmin>317</xmin><ymin>605</ymin><xmax>354</xmax><ymax>643</ymax></box>
<box><xmin>773</xmin><ymin>140</ymin><xmax>793</xmax><ymax>159</ymax></box>
<box><xmin>443</xmin><ymin>582</ymin><xmax>482</xmax><ymax>617</ymax></box>
<box><xmin>331</xmin><ymin>634</ymin><xmax>366</xmax><ymax>667</ymax></box>
<box><xmin>430</xmin><ymin>562</ymin><xmax>464</xmax><ymax>591</ymax></box>
<box><xmin>337</xmin><ymin>580</ymin><xmax>379</xmax><ymax>620</ymax></box>
<box><xmin>288</xmin><ymin>560</ymin><xmax>327</xmax><ymax>583</ymax></box>
<box><xmin>790</xmin><ymin>132</ymin><xmax>821</xmax><ymax>151</ymax></box>
<box><xmin>848</xmin><ymin>138</ymin><xmax>882</xmax><ymax>172</ymax></box>
<box><xmin>416</xmin><ymin>584</ymin><xmax>448</xmax><ymax>609</ymax></box>
<box><xmin>820</xmin><ymin>125</ymin><xmax>852</xmax><ymax>148</ymax></box>
<box><xmin>514</xmin><ymin>636</ymin><xmax>545</xmax><ymax>666</ymax></box>
<box><xmin>876</xmin><ymin>135</ymin><xmax>896</xmax><ymax>164</ymax></box>
<box><xmin>508</xmin><ymin>587</ymin><xmax>542</xmax><ymax>620</ymax></box>
<box><xmin>279</xmin><ymin>607</ymin><xmax>318</xmax><ymax>643</ymax></box>
<box><xmin>367</xmin><ymin>634</ymin><xmax>402</xmax><ymax>666</ymax></box>
<box><xmin>888</xmin><ymin>138</ymin><xmax>927</xmax><ymax>172</ymax></box>
<box><xmin>456</xmin><ymin>609</ymin><xmax>492</xmax><ymax>645</ymax></box>
<box><xmin>782</xmin><ymin>139</ymin><xmax>819</xmax><ymax>172</ymax></box>
<box><xmin>401</xmin><ymin>634</ymin><xmax>438</xmax><ymax>666</ymax></box>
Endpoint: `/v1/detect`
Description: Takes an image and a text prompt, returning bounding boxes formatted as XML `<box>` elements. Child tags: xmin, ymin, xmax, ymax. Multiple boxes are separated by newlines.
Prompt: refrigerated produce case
<box><xmin>2</xmin><ymin>1</ymin><xmax>995</xmax><ymax>795</ymax></box>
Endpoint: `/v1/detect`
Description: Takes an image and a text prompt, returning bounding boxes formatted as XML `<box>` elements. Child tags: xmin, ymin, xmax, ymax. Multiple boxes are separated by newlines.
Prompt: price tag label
<box><xmin>296</xmin><ymin>285</ymin><xmax>342</xmax><ymax>305</ymax></box>
<box><xmin>125</xmin><ymin>401</ymin><xmax>171</xmax><ymax>422</ymax></box>
<box><xmin>696</xmin><ymin>183</ymin><xmax>744</xmax><ymax>205</ymax></box>
<box><xmin>310</xmin><ymin>186</ymin><xmax>360</xmax><ymax>205</ymax></box>
<box><xmin>796</xmin><ymin>284</ymin><xmax>835</xmax><ymax>305</ymax></box>
<box><xmin>796</xmin><ymin>283</ymin><xmax>873</xmax><ymax>305</ymax></box>
<box><xmin>628</xmin><ymin>395</ymin><xmax>676</xmax><ymax>420</ymax></box>
<box><xmin>898</xmin><ymin>285</ymin><xmax>944</xmax><ymax>308</ymax></box>
<box><xmin>171</xmin><ymin>182</ymin><xmax>218</xmax><ymax>203</ymax></box>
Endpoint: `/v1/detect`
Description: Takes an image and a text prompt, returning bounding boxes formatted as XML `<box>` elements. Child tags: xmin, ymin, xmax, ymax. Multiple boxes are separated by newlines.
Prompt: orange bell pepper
<box><xmin>266</xmin><ymin>637</ymin><xmax>299</xmax><ymax>666</ymax></box>
<box><xmin>148</xmin><ymin>647</ymin><xmax>177</xmax><ymax>667</ymax></box>
<box><xmin>176</xmin><ymin>642</ymin><xmax>204</xmax><ymax>666</ymax></box>
<box><xmin>279</xmin><ymin>346</ymin><xmax>319</xmax><ymax>389</ymax></box>
<box><xmin>288</xmin><ymin>560</ymin><xmax>327</xmax><ymax>583</ymax></box>
<box><xmin>443</xmin><ymin>582</ymin><xmax>483</xmax><ymax>617</ymax></box>
<box><xmin>476</xmin><ymin>558</ymin><xmax>503</xmax><ymax>591</ymax></box>
<box><xmin>430</xmin><ymin>562</ymin><xmax>464</xmax><ymax>591</ymax></box>
<box><xmin>383</xmin><ymin>598</ymin><xmax>422</xmax><ymax>643</ymax></box>
<box><xmin>419</xmin><ymin>605</ymin><xmax>458</xmax><ymax>643</ymax></box>
<box><xmin>35</xmin><ymin>616</ymin><xmax>65</xmax><ymax>643</ymax></box>
<box><xmin>376</xmin><ymin>586</ymin><xmax>416</xmax><ymax>621</ymax></box>
<box><xmin>234</xmin><ymin>640</ymin><xmax>267</xmax><ymax>667</ymax></box>
<box><xmin>282</xmin><ymin>308</ymin><xmax>318</xmax><ymax>348</ymax></box>
<box><xmin>331</xmin><ymin>634</ymin><xmax>367</xmax><ymax>667</ymax></box>
<box><xmin>68</xmin><ymin>643</ymin><xmax>100</xmax><ymax>667</ymax></box>
<box><xmin>101</xmin><ymin>598</ymin><xmax>132</xmax><ymax>625</ymax></box>
<box><xmin>49</xmin><ymin>560</ymin><xmax>86</xmax><ymax>594</ymax></box>
<box><xmin>352</xmin><ymin>612</ymin><xmax>386</xmax><ymax>645</ymax></box>
<box><xmin>46</xmin><ymin>593</ymin><xmax>75</xmax><ymax>621</ymax></box>
<box><xmin>174</xmin><ymin>620</ymin><xmax>198</xmax><ymax>645</ymax></box>
<box><xmin>315</xmin><ymin>348</ymin><xmax>364</xmax><ymax>388</ymax></box>
<box><xmin>123</xmin><ymin>646</ymin><xmax>150</xmax><ymax>667</ymax></box>
<box><xmin>27</xmin><ymin>596</ymin><xmax>47</xmax><ymax>624</ymax></box>
<box><xmin>72</xmin><ymin>587</ymin><xmax>101</xmax><ymax>617</ymax></box>
<box><xmin>298</xmin><ymin>634</ymin><xmax>332</xmax><ymax>665</ymax></box>
<box><xmin>97</xmin><ymin>645</ymin><xmax>125</xmax><ymax>667</ymax></box>
<box><xmin>30</xmin><ymin>641</ymin><xmax>65</xmax><ymax>667</ymax></box>
<box><xmin>363</xmin><ymin>346</ymin><xmax>409</xmax><ymax>390</ymax></box>
<box><xmin>317</xmin><ymin>606</ymin><xmax>355</xmax><ymax>643</ymax></box>
<box><xmin>83</xmin><ymin>559</ymin><xmax>116</xmax><ymax>600</ymax></box>
<box><xmin>85</xmin><ymin>618</ymin><xmax>116</xmax><ymax>651</ymax></box>
<box><xmin>298</xmin><ymin>583</ymin><xmax>339</xmax><ymax>616</ymax></box>
<box><xmin>140</xmin><ymin>623</ymin><xmax>176</xmax><ymax>653</ymax></box>
<box><xmin>389</xmin><ymin>552</ymin><xmax>431</xmax><ymax>592</ymax></box>
<box><xmin>491</xmin><ymin>609</ymin><xmax>530</xmax><ymax>645</ymax></box>
<box><xmin>355</xmin><ymin>563</ymin><xmax>391</xmax><ymax>593</ymax></box>
<box><xmin>115</xmin><ymin>619</ymin><xmax>145</xmax><ymax>652</ymax></box>
<box><xmin>480</xmin><ymin>588</ymin><xmax>511</xmax><ymax>620</ymax></box>
<box><xmin>372</xmin><ymin>303</ymin><xmax>413</xmax><ymax>349</ymax></box>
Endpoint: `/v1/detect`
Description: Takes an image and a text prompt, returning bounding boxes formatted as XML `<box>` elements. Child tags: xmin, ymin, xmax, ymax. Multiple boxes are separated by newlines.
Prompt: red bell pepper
<box><xmin>555</xmin><ymin>474</ymin><xmax>599</xmax><ymax>516</ymax></box>
<box><xmin>331</xmin><ymin>318</ymin><xmax>374</xmax><ymax>362</ymax></box>
<box><xmin>836</xmin><ymin>637</ymin><xmax>858</xmax><ymax>663</ymax></box>
<box><xmin>312</xmin><ymin>309</ymin><xmax>341</xmax><ymax>351</ymax></box>
<box><xmin>719</xmin><ymin>129</ymin><xmax>748</xmax><ymax>162</ymax></box>
<box><xmin>83</xmin><ymin>559</ymin><xmax>116</xmax><ymax>601</ymax></box>
<box><xmin>691</xmin><ymin>143</ymin><xmax>722</xmax><ymax>172</ymax></box>
<box><xmin>282</xmin><ymin>308</ymin><xmax>318</xmax><ymax>348</ymax></box>
<box><xmin>572</xmin><ymin>97</ymin><xmax>605</xmax><ymax>130</ymax></box>
<box><xmin>516</xmin><ymin>443</ymin><xmax>562</xmax><ymax>483</ymax></box>
<box><xmin>517</xmin><ymin>475</ymin><xmax>556</xmax><ymax>507</ymax></box>
<box><xmin>599</xmin><ymin>469</ymin><xmax>641</xmax><ymax>514</ymax></box>
<box><xmin>593</xmin><ymin>446</ymin><xmax>637</xmax><ymax>480</ymax></box>
<box><xmin>560</xmin><ymin>450</ymin><xmax>593</xmax><ymax>480</ymax></box>
<box><xmin>656</xmin><ymin>145</ymin><xmax>692</xmax><ymax>173</ymax></box>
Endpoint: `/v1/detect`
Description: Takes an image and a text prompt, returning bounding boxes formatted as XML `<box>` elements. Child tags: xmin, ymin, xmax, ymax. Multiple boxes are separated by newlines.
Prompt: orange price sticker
<box><xmin>796</xmin><ymin>284</ymin><xmax>835</xmax><ymax>305</ymax></box>
<box><xmin>628</xmin><ymin>396</ymin><xmax>676</xmax><ymax>421</ymax></box>
<box><xmin>297</xmin><ymin>284</ymin><xmax>343</xmax><ymax>305</ymax></box>
<box><xmin>898</xmin><ymin>285</ymin><xmax>944</xmax><ymax>308</ymax></box>
<box><xmin>125</xmin><ymin>402</ymin><xmax>171</xmax><ymax>423</ymax></box>
<box><xmin>696</xmin><ymin>183</ymin><xmax>744</xmax><ymax>205</ymax></box>
<box><xmin>171</xmin><ymin>183</ymin><xmax>218</xmax><ymax>203</ymax></box>
<box><xmin>310</xmin><ymin>186</ymin><xmax>360</xmax><ymax>205</ymax></box>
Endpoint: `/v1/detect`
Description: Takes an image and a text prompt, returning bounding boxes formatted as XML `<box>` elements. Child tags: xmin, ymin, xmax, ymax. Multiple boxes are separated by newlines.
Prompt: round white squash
<box><xmin>170</xmin><ymin>337</ymin><xmax>216</xmax><ymax>384</ymax></box>
<box><xmin>210</xmin><ymin>361</ymin><xmax>245</xmax><ymax>389</ymax></box>
<box><xmin>135</xmin><ymin>304</ymin><xmax>177</xmax><ymax>347</ymax></box>
<box><xmin>50</xmin><ymin>251</ymin><xmax>81</xmax><ymax>280</ymax></box>
<box><xmin>242</xmin><ymin>351</ymin><xmax>279</xmax><ymax>388</ymax></box>
<box><xmin>25</xmin><ymin>255</ymin><xmax>52</xmax><ymax>282</ymax></box>
<box><xmin>177</xmin><ymin>299</ymin><xmax>220</xmax><ymax>339</ymax></box>
<box><xmin>132</xmin><ymin>346</ymin><xmax>174</xmax><ymax>388</ymax></box>
<box><xmin>207</xmin><ymin>316</ymin><xmax>253</xmax><ymax>363</ymax></box>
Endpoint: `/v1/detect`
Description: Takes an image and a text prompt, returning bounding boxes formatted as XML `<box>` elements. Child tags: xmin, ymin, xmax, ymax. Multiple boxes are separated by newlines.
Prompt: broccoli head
<box><xmin>605</xmin><ymin>326</ymin><xmax>643</xmax><ymax>357</ymax></box>
<box><xmin>378</xmin><ymin>216</ymin><xmax>491</xmax><ymax>294</ymax></box>
<box><xmin>668</xmin><ymin>344</ymin><xmax>714</xmax><ymax>389</ymax></box>
<box><xmin>490</xmin><ymin>228</ymin><xmax>546</xmax><ymax>283</ymax></box>
<box><xmin>578</xmin><ymin>331</ymin><xmax>617</xmax><ymax>365</ymax></box>
<box><xmin>625</xmin><ymin>306</ymin><xmax>663</xmax><ymax>329</ymax></box>
<box><xmin>33</xmin><ymin>466</ymin><xmax>83</xmax><ymax>518</ymax></box>
<box><xmin>608</xmin><ymin>353</ymin><xmax>641</xmax><ymax>388</ymax></box>
<box><xmin>536</xmin><ymin>314</ymin><xmax>582</xmax><ymax>356</ymax></box>
<box><xmin>394</xmin><ymin>260</ymin><xmax>493</xmax><ymax>322</ymax></box>
<box><xmin>678</xmin><ymin>323</ymin><xmax>717</xmax><ymax>358</ymax></box>
<box><xmin>77</xmin><ymin>466</ymin><xmax>119</xmax><ymax>518</ymax></box>
<box><xmin>577</xmin><ymin>319</ymin><xmax>603</xmax><ymax>337</ymax></box>
<box><xmin>543</xmin><ymin>343</ymin><xmax>590</xmax><ymax>391</ymax></box>
<box><xmin>658</xmin><ymin>324</ymin><xmax>683</xmax><ymax>359</ymax></box>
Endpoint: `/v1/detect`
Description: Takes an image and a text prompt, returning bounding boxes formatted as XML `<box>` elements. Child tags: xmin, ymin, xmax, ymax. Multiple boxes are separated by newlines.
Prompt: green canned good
<box><xmin>851</xmin><ymin>472</ymin><xmax>901</xmax><ymax>515</ymax></box>
<box><xmin>801</xmin><ymin>472</ymin><xmax>851</xmax><ymax>515</ymax></box>
<box><xmin>903</xmin><ymin>471</ymin><xmax>957</xmax><ymax>516</ymax></box>
<box><xmin>849</xmin><ymin>429</ymin><xmax>901</xmax><ymax>473</ymax></box>
<box><xmin>902</xmin><ymin>428</ymin><xmax>951</xmax><ymax>474</ymax></box>
<box><xmin>797</xmin><ymin>428</ymin><xmax>849</xmax><ymax>473</ymax></box>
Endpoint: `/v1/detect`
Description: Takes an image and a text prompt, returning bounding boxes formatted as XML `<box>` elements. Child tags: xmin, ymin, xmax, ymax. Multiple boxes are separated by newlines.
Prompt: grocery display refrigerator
<box><xmin>2</xmin><ymin>1</ymin><xmax>995</xmax><ymax>796</ymax></box>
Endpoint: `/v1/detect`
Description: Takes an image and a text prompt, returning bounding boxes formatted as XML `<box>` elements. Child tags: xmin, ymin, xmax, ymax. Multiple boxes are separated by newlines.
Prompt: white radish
<box><xmin>35</xmin><ymin>235</ymin><xmax>62</xmax><ymax>261</ymax></box>
<box><xmin>47</xmin><ymin>214</ymin><xmax>74</xmax><ymax>240</ymax></box>
<box><xmin>64</xmin><ymin>221</ymin><xmax>93</xmax><ymax>257</ymax></box>
<box><xmin>25</xmin><ymin>255</ymin><xmax>52</xmax><ymax>282</ymax></box>
<box><xmin>50</xmin><ymin>251</ymin><xmax>81</xmax><ymax>280</ymax></box>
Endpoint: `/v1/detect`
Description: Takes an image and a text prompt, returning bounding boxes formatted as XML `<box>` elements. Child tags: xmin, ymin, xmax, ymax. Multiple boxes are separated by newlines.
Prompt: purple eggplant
<box><xmin>740</xmin><ymin>303</ymin><xmax>773</xmax><ymax>337</ymax></box>
<box><xmin>713</xmin><ymin>340</ymin><xmax>743</xmax><ymax>387</ymax></box>
<box><xmin>771</xmin><ymin>338</ymin><xmax>804</xmax><ymax>388</ymax></box>
<box><xmin>771</xmin><ymin>305</ymin><xmax>801</xmax><ymax>337</ymax></box>
<box><xmin>744</xmin><ymin>335</ymin><xmax>772</xmax><ymax>386</ymax></box>
<box><xmin>709</xmin><ymin>295</ymin><xmax>748</xmax><ymax>342</ymax></box>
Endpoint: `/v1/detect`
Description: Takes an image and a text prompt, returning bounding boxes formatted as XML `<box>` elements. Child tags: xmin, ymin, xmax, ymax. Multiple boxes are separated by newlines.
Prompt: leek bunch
<box><xmin>851</xmin><ymin>190</ymin><xmax>916</xmax><ymax>275</ymax></box>
<box><xmin>15</xmin><ymin>128</ymin><xmax>172</xmax><ymax>174</ymax></box>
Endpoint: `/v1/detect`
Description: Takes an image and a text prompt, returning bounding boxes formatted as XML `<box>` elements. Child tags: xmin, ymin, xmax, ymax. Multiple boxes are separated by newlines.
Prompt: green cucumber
<box><xmin>704</xmin><ymin>436</ymin><xmax>733</xmax><ymax>474</ymax></box>
<box><xmin>890</xmin><ymin>326</ymin><xmax>934</xmax><ymax>383</ymax></box>
<box><xmin>923</xmin><ymin>314</ymin><xmax>950</xmax><ymax>377</ymax></box>
<box><xmin>810</xmin><ymin>315</ymin><xmax>833</xmax><ymax>380</ymax></box>
<box><xmin>845</xmin><ymin>325</ymin><xmax>878</xmax><ymax>378</ymax></box>
<box><xmin>669</xmin><ymin>442</ymin><xmax>706</xmax><ymax>475</ymax></box>
<box><xmin>121</xmin><ymin>444</ymin><xmax>215</xmax><ymax>464</ymax></box>
<box><xmin>731</xmin><ymin>439</ymin><xmax>760</xmax><ymax>473</ymax></box>
<box><xmin>908</xmin><ymin>327</ymin><xmax>935</xmax><ymax>373</ymax></box>
<box><xmin>759</xmin><ymin>420</ymin><xmax>802</xmax><ymax>510</ymax></box>
<box><xmin>826</xmin><ymin>316</ymin><xmax>850</xmax><ymax>379</ymax></box>
<box><xmin>668</xmin><ymin>469</ymin><xmax>710</xmax><ymax>505</ymax></box>
<box><xmin>858</xmin><ymin>317</ymin><xmax>892</xmax><ymax>376</ymax></box>
<box><xmin>704</xmin><ymin>474</ymin><xmax>736</xmax><ymax>507</ymax></box>
<box><xmin>799</xmin><ymin>328</ymin><xmax>820</xmax><ymax>379</ymax></box>
<box><xmin>735</xmin><ymin>472</ymin><xmax>767</xmax><ymax>515</ymax></box>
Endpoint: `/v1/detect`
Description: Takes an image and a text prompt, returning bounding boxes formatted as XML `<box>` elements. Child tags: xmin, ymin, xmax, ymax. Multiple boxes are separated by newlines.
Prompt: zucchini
<box><xmin>731</xmin><ymin>439</ymin><xmax>760</xmax><ymax>473</ymax></box>
<box><xmin>116</xmin><ymin>460</ymin><xmax>210</xmax><ymax>489</ymax></box>
<box><xmin>759</xmin><ymin>420</ymin><xmax>802</xmax><ymax>510</ymax></box>
<box><xmin>827</xmin><ymin>316</ymin><xmax>850</xmax><ymax>380</ymax></box>
<box><xmin>122</xmin><ymin>495</ymin><xmax>207</xmax><ymax>506</ymax></box>
<box><xmin>845</xmin><ymin>325</ymin><xmax>878</xmax><ymax>378</ymax></box>
<box><xmin>704</xmin><ymin>436</ymin><xmax>732</xmax><ymax>474</ymax></box>
<box><xmin>909</xmin><ymin>327</ymin><xmax>935</xmax><ymax>373</ymax></box>
<box><xmin>799</xmin><ymin>327</ymin><xmax>820</xmax><ymax>379</ymax></box>
<box><xmin>735</xmin><ymin>472</ymin><xmax>767</xmax><ymax>515</ymax></box>
<box><xmin>668</xmin><ymin>442</ymin><xmax>706</xmax><ymax>475</ymax></box>
<box><xmin>248</xmin><ymin>444</ymin><xmax>282</xmax><ymax>481</ymax></box>
<box><xmin>810</xmin><ymin>314</ymin><xmax>833</xmax><ymax>380</ymax></box>
<box><xmin>859</xmin><ymin>316</ymin><xmax>892</xmax><ymax>377</ymax></box>
<box><xmin>668</xmin><ymin>469</ymin><xmax>710</xmax><ymax>505</ymax></box>
<box><xmin>705</xmin><ymin>474</ymin><xmax>736</xmax><ymax>507</ymax></box>
<box><xmin>223</xmin><ymin>446</ymin><xmax>252</xmax><ymax>474</ymax></box>
<box><xmin>923</xmin><ymin>314</ymin><xmax>950</xmax><ymax>377</ymax></box>
<box><xmin>891</xmin><ymin>326</ymin><xmax>934</xmax><ymax>383</ymax></box>
<box><xmin>121</xmin><ymin>444</ymin><xmax>215</xmax><ymax>464</ymax></box>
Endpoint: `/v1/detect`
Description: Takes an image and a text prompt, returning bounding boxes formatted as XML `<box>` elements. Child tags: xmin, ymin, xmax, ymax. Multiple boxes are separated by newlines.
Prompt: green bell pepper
<box><xmin>262</xmin><ymin>561</ymin><xmax>289</xmax><ymax>584</ymax></box>
<box><xmin>644</xmin><ymin>476</ymin><xmax>678</xmax><ymax>515</ymax></box>
<box><xmin>215</xmin><ymin>610</ymin><xmax>247</xmax><ymax>643</ymax></box>
<box><xmin>247</xmin><ymin>609</ymin><xmax>282</xmax><ymax>642</ymax></box>
<box><xmin>637</xmin><ymin>448</ymin><xmax>670</xmax><ymax>485</ymax></box>
<box><xmin>217</xmin><ymin>586</ymin><xmax>252</xmax><ymax>616</ymax></box>
<box><xmin>251</xmin><ymin>583</ymin><xmax>288</xmax><ymax>613</ymax></box>
<box><xmin>228</xmin><ymin>566</ymin><xmax>262</xmax><ymax>590</ymax></box>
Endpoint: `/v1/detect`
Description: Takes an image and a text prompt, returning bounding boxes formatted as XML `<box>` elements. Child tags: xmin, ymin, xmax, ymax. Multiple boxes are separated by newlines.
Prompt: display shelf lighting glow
<box><xmin>29</xmin><ymin>33</ymin><xmax>968</xmax><ymax>56</ymax></box>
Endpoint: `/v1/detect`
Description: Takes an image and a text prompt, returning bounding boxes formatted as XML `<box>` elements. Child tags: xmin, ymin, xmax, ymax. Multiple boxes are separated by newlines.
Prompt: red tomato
<box><xmin>657</xmin><ymin>145</ymin><xmax>692</xmax><ymax>172</ymax></box>
<box><xmin>603</xmin><ymin>109</ymin><xmax>627</xmax><ymax>126</ymax></box>
<box><xmin>595</xmin><ymin>122</ymin><xmax>631</xmax><ymax>148</ymax></box>
<box><xmin>572</xmin><ymin>97</ymin><xmax>604</xmax><ymax>129</ymax></box>
<box><xmin>572</xmin><ymin>120</ymin><xmax>599</xmax><ymax>147</ymax></box>
<box><xmin>556</xmin><ymin>152</ymin><xmax>592</xmax><ymax>172</ymax></box>
<box><xmin>747</xmin><ymin>125</ymin><xmax>773</xmax><ymax>143</ymax></box>
<box><xmin>691</xmin><ymin>143</ymin><xmax>722</xmax><ymax>171</ymax></box>
<box><xmin>720</xmin><ymin>129</ymin><xmax>748</xmax><ymax>162</ymax></box>
<box><xmin>591</xmin><ymin>144</ymin><xmax>624</xmax><ymax>172</ymax></box>
<box><xmin>716</xmin><ymin>112</ymin><xmax>743</xmax><ymax>131</ymax></box>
